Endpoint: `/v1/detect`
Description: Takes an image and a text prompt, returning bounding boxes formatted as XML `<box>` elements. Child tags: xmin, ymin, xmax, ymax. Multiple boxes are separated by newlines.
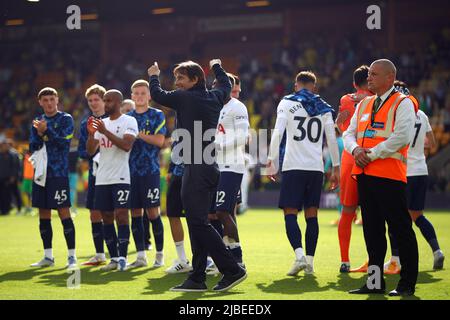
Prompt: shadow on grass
<box><xmin>142</xmin><ymin>274</ymin><xmax>245</xmax><ymax>300</ymax></box>
<box><xmin>256</xmin><ymin>274</ymin><xmax>338</xmax><ymax>295</ymax></box>
<box><xmin>35</xmin><ymin>267</ymin><xmax>153</xmax><ymax>288</ymax></box>
<box><xmin>0</xmin><ymin>265</ymin><xmax>155</xmax><ymax>288</ymax></box>
<box><xmin>0</xmin><ymin>266</ymin><xmax>65</xmax><ymax>283</ymax></box>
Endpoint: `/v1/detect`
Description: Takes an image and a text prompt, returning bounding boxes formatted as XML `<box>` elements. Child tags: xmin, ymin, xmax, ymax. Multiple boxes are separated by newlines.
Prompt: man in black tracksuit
<box><xmin>148</xmin><ymin>59</ymin><xmax>246</xmax><ymax>292</ymax></box>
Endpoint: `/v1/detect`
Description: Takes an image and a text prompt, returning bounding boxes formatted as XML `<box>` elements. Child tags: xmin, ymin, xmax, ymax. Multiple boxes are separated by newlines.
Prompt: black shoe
<box><xmin>212</xmin><ymin>268</ymin><xmax>247</xmax><ymax>292</ymax></box>
<box><xmin>388</xmin><ymin>287</ymin><xmax>415</xmax><ymax>297</ymax></box>
<box><xmin>170</xmin><ymin>279</ymin><xmax>207</xmax><ymax>292</ymax></box>
<box><xmin>349</xmin><ymin>284</ymin><xmax>385</xmax><ymax>294</ymax></box>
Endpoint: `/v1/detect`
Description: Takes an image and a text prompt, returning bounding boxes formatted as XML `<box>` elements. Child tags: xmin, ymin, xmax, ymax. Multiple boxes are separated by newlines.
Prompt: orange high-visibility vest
<box><xmin>351</xmin><ymin>91</ymin><xmax>409</xmax><ymax>183</ymax></box>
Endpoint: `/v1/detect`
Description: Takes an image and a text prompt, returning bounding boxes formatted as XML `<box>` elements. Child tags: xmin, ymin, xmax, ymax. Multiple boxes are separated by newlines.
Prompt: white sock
<box><xmin>96</xmin><ymin>253</ymin><xmax>106</xmax><ymax>260</ymax></box>
<box><xmin>294</xmin><ymin>247</ymin><xmax>304</xmax><ymax>260</ymax></box>
<box><xmin>223</xmin><ymin>236</ymin><xmax>230</xmax><ymax>247</ymax></box>
<box><xmin>44</xmin><ymin>249</ymin><xmax>53</xmax><ymax>259</ymax></box>
<box><xmin>228</xmin><ymin>242</ymin><xmax>241</xmax><ymax>249</ymax></box>
<box><xmin>156</xmin><ymin>251</ymin><xmax>164</xmax><ymax>257</ymax></box>
<box><xmin>391</xmin><ymin>256</ymin><xmax>400</xmax><ymax>265</ymax></box>
<box><xmin>68</xmin><ymin>249</ymin><xmax>76</xmax><ymax>258</ymax></box>
<box><xmin>306</xmin><ymin>255</ymin><xmax>314</xmax><ymax>266</ymax></box>
<box><xmin>175</xmin><ymin>241</ymin><xmax>187</xmax><ymax>263</ymax></box>
<box><xmin>119</xmin><ymin>256</ymin><xmax>126</xmax><ymax>262</ymax></box>
<box><xmin>137</xmin><ymin>251</ymin><xmax>146</xmax><ymax>259</ymax></box>
<box><xmin>111</xmin><ymin>257</ymin><xmax>119</xmax><ymax>262</ymax></box>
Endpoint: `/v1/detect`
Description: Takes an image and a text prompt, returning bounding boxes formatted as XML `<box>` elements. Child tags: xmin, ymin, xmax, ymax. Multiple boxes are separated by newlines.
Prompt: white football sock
<box><xmin>294</xmin><ymin>247</ymin><xmax>304</xmax><ymax>260</ymax></box>
<box><xmin>137</xmin><ymin>251</ymin><xmax>146</xmax><ymax>259</ymax></box>
<box><xmin>96</xmin><ymin>253</ymin><xmax>106</xmax><ymax>260</ymax></box>
<box><xmin>68</xmin><ymin>249</ymin><xmax>76</xmax><ymax>258</ymax></box>
<box><xmin>175</xmin><ymin>241</ymin><xmax>187</xmax><ymax>263</ymax></box>
<box><xmin>44</xmin><ymin>249</ymin><xmax>53</xmax><ymax>259</ymax></box>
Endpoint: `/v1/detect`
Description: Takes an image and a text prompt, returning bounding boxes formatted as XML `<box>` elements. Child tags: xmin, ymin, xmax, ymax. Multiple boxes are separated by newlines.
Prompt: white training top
<box><xmin>268</xmin><ymin>98</ymin><xmax>340</xmax><ymax>173</ymax></box>
<box><xmin>407</xmin><ymin>110</ymin><xmax>432</xmax><ymax>177</ymax></box>
<box><xmin>215</xmin><ymin>98</ymin><xmax>250</xmax><ymax>174</ymax></box>
<box><xmin>94</xmin><ymin>114</ymin><xmax>138</xmax><ymax>185</ymax></box>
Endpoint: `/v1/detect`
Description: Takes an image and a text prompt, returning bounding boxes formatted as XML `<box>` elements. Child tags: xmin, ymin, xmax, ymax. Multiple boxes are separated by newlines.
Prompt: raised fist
<box><xmin>148</xmin><ymin>62</ymin><xmax>160</xmax><ymax>77</ymax></box>
<box><xmin>209</xmin><ymin>59</ymin><xmax>222</xmax><ymax>69</ymax></box>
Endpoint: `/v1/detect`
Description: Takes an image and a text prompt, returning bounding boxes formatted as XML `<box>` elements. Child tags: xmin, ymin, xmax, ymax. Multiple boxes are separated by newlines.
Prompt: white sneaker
<box><xmin>153</xmin><ymin>252</ymin><xmax>164</xmax><ymax>267</ymax></box>
<box><xmin>66</xmin><ymin>256</ymin><xmax>77</xmax><ymax>269</ymax></box>
<box><xmin>81</xmin><ymin>255</ymin><xmax>107</xmax><ymax>266</ymax></box>
<box><xmin>101</xmin><ymin>259</ymin><xmax>119</xmax><ymax>271</ymax></box>
<box><xmin>165</xmin><ymin>259</ymin><xmax>193</xmax><ymax>274</ymax></box>
<box><xmin>30</xmin><ymin>257</ymin><xmax>55</xmax><ymax>268</ymax></box>
<box><xmin>287</xmin><ymin>256</ymin><xmax>307</xmax><ymax>276</ymax></box>
<box><xmin>305</xmin><ymin>263</ymin><xmax>314</xmax><ymax>274</ymax></box>
<box><xmin>117</xmin><ymin>258</ymin><xmax>127</xmax><ymax>271</ymax></box>
<box><xmin>127</xmin><ymin>256</ymin><xmax>148</xmax><ymax>269</ymax></box>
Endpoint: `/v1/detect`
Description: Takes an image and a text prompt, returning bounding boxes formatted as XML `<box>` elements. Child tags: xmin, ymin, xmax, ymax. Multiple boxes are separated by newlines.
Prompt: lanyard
<box><xmin>371</xmin><ymin>88</ymin><xmax>397</xmax><ymax>126</ymax></box>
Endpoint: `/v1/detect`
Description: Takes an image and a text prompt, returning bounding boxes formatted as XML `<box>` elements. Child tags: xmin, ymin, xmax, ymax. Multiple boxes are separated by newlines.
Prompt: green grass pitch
<box><xmin>0</xmin><ymin>209</ymin><xmax>448</xmax><ymax>300</ymax></box>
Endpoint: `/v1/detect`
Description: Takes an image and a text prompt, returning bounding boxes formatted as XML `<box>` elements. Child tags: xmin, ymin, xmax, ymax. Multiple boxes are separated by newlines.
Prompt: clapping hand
<box><xmin>33</xmin><ymin>119</ymin><xmax>47</xmax><ymax>136</ymax></box>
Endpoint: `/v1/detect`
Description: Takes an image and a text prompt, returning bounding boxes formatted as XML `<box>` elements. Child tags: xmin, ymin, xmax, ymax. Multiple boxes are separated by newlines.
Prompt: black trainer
<box><xmin>170</xmin><ymin>279</ymin><xmax>207</xmax><ymax>292</ymax></box>
<box><xmin>212</xmin><ymin>268</ymin><xmax>247</xmax><ymax>292</ymax></box>
<box><xmin>349</xmin><ymin>284</ymin><xmax>385</xmax><ymax>294</ymax></box>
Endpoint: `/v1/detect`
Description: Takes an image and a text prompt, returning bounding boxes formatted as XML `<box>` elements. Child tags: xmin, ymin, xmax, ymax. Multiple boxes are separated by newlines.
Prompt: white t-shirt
<box><xmin>215</xmin><ymin>98</ymin><xmax>249</xmax><ymax>174</ymax></box>
<box><xmin>94</xmin><ymin>114</ymin><xmax>138</xmax><ymax>185</ymax></box>
<box><xmin>268</xmin><ymin>99</ymin><xmax>339</xmax><ymax>173</ymax></box>
<box><xmin>407</xmin><ymin>110</ymin><xmax>432</xmax><ymax>177</ymax></box>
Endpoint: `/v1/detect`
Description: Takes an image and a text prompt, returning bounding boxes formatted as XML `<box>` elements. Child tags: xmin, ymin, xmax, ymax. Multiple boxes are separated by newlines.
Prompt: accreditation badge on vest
<box><xmin>360</xmin><ymin>113</ymin><xmax>370</xmax><ymax>122</ymax></box>
<box><xmin>363</xmin><ymin>129</ymin><xmax>377</xmax><ymax>138</ymax></box>
<box><xmin>371</xmin><ymin>122</ymin><xmax>385</xmax><ymax>129</ymax></box>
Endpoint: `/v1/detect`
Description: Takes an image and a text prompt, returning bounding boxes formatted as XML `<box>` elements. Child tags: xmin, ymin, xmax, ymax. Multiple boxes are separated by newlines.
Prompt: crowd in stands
<box><xmin>1</xmin><ymin>29</ymin><xmax>449</xmax><ymax>195</ymax></box>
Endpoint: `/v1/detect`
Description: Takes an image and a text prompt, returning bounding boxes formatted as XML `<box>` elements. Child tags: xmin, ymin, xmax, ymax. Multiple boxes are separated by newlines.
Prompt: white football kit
<box><xmin>94</xmin><ymin>114</ymin><xmax>138</xmax><ymax>185</ymax></box>
<box><xmin>268</xmin><ymin>98</ymin><xmax>340</xmax><ymax>172</ymax></box>
<box><xmin>215</xmin><ymin>97</ymin><xmax>250</xmax><ymax>174</ymax></box>
<box><xmin>407</xmin><ymin>110</ymin><xmax>432</xmax><ymax>177</ymax></box>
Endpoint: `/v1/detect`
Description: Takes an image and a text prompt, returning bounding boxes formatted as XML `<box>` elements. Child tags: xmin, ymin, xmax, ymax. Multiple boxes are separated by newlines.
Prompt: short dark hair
<box><xmin>353</xmin><ymin>65</ymin><xmax>369</xmax><ymax>87</ymax></box>
<box><xmin>173</xmin><ymin>61</ymin><xmax>206</xmax><ymax>87</ymax></box>
<box><xmin>394</xmin><ymin>80</ymin><xmax>408</xmax><ymax>88</ymax></box>
<box><xmin>38</xmin><ymin>87</ymin><xmax>58</xmax><ymax>99</ymax></box>
<box><xmin>295</xmin><ymin>71</ymin><xmax>317</xmax><ymax>85</ymax></box>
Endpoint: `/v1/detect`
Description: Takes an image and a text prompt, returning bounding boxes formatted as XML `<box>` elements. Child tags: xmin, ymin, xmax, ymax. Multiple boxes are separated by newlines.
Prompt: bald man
<box><xmin>344</xmin><ymin>59</ymin><xmax>419</xmax><ymax>296</ymax></box>
<box><xmin>86</xmin><ymin>89</ymin><xmax>139</xmax><ymax>271</ymax></box>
